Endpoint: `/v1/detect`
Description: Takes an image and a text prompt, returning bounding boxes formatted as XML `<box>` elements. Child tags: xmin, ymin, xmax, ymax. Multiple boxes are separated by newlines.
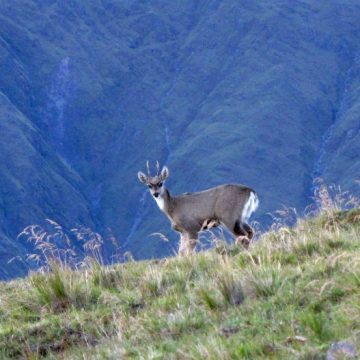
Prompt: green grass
<box><xmin>0</xmin><ymin>208</ymin><xmax>359</xmax><ymax>359</ymax></box>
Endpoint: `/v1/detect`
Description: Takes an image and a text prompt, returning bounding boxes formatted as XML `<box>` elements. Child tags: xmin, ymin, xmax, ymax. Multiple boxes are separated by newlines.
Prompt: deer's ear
<box><xmin>161</xmin><ymin>166</ymin><xmax>169</xmax><ymax>180</ymax></box>
<box><xmin>138</xmin><ymin>171</ymin><xmax>147</xmax><ymax>184</ymax></box>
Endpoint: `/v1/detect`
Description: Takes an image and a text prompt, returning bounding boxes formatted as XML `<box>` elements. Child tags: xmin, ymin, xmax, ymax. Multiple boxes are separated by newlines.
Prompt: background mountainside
<box><xmin>0</xmin><ymin>0</ymin><xmax>360</xmax><ymax>278</ymax></box>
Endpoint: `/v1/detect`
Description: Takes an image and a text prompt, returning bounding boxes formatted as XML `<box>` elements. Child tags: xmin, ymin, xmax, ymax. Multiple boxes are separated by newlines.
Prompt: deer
<box><xmin>137</xmin><ymin>161</ymin><xmax>259</xmax><ymax>255</ymax></box>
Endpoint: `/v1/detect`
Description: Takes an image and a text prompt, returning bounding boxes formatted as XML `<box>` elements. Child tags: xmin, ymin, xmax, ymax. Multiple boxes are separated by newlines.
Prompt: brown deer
<box><xmin>138</xmin><ymin>161</ymin><xmax>259</xmax><ymax>255</ymax></box>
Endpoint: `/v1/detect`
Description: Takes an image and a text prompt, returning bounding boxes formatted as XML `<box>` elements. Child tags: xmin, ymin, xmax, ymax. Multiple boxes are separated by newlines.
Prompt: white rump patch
<box><xmin>155</xmin><ymin>196</ymin><xmax>165</xmax><ymax>211</ymax></box>
<box><xmin>241</xmin><ymin>192</ymin><xmax>259</xmax><ymax>222</ymax></box>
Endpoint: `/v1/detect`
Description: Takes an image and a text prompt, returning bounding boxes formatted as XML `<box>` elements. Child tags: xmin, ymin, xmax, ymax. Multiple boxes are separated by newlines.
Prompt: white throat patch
<box><xmin>154</xmin><ymin>195</ymin><xmax>165</xmax><ymax>211</ymax></box>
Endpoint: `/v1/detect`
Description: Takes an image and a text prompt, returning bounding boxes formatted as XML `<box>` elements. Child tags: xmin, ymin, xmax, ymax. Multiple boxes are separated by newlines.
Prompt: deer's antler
<box><xmin>146</xmin><ymin>160</ymin><xmax>151</xmax><ymax>176</ymax></box>
<box><xmin>156</xmin><ymin>160</ymin><xmax>160</xmax><ymax>177</ymax></box>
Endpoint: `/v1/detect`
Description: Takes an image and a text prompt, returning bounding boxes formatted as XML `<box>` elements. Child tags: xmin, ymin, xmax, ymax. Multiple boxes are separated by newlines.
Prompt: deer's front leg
<box><xmin>178</xmin><ymin>232</ymin><xmax>198</xmax><ymax>256</ymax></box>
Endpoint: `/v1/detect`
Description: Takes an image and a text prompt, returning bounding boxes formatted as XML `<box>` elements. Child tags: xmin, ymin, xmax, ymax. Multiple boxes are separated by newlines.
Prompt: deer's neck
<box><xmin>155</xmin><ymin>188</ymin><xmax>172</xmax><ymax>213</ymax></box>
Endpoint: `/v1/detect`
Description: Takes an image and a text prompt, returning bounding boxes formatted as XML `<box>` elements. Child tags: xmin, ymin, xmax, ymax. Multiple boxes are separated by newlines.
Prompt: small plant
<box><xmin>246</xmin><ymin>265</ymin><xmax>287</xmax><ymax>298</ymax></box>
<box><xmin>216</xmin><ymin>271</ymin><xmax>245</xmax><ymax>306</ymax></box>
<box><xmin>14</xmin><ymin>219</ymin><xmax>105</xmax><ymax>273</ymax></box>
<box><xmin>313</xmin><ymin>179</ymin><xmax>359</xmax><ymax>212</ymax></box>
<box><xmin>198</xmin><ymin>287</ymin><xmax>220</xmax><ymax>310</ymax></box>
<box><xmin>29</xmin><ymin>262</ymin><xmax>101</xmax><ymax>313</ymax></box>
<box><xmin>30</xmin><ymin>264</ymin><xmax>69</xmax><ymax>312</ymax></box>
<box><xmin>300</xmin><ymin>311</ymin><xmax>333</xmax><ymax>342</ymax></box>
<box><xmin>139</xmin><ymin>265</ymin><xmax>165</xmax><ymax>297</ymax></box>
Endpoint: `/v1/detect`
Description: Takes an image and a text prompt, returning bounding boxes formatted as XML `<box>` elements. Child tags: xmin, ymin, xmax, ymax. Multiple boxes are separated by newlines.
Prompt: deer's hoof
<box><xmin>236</xmin><ymin>236</ymin><xmax>251</xmax><ymax>249</ymax></box>
<box><xmin>247</xmin><ymin>228</ymin><xmax>254</xmax><ymax>240</ymax></box>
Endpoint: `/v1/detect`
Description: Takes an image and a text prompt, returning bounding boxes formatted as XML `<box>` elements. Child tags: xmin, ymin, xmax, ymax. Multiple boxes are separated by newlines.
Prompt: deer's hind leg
<box><xmin>233</xmin><ymin>220</ymin><xmax>254</xmax><ymax>249</ymax></box>
<box><xmin>242</xmin><ymin>222</ymin><xmax>254</xmax><ymax>239</ymax></box>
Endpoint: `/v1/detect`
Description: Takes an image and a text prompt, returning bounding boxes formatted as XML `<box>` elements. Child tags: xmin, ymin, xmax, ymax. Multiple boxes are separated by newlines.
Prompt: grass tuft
<box><xmin>246</xmin><ymin>265</ymin><xmax>288</xmax><ymax>298</ymax></box>
<box><xmin>216</xmin><ymin>271</ymin><xmax>245</xmax><ymax>305</ymax></box>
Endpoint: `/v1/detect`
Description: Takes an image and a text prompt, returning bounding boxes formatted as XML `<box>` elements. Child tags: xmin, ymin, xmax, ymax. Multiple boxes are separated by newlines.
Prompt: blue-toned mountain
<box><xmin>1</xmin><ymin>0</ymin><xmax>359</xmax><ymax>278</ymax></box>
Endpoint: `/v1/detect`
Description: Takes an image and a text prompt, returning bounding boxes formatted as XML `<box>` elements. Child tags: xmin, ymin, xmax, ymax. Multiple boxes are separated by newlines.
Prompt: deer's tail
<box><xmin>241</xmin><ymin>191</ymin><xmax>259</xmax><ymax>222</ymax></box>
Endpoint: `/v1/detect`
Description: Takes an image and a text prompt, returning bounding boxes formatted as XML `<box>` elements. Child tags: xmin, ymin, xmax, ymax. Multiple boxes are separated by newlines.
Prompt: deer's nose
<box><xmin>153</xmin><ymin>192</ymin><xmax>159</xmax><ymax>198</ymax></box>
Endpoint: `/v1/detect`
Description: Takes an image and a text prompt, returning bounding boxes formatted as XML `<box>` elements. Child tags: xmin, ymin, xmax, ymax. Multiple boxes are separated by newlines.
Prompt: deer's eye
<box><xmin>158</xmin><ymin>182</ymin><xmax>163</xmax><ymax>187</ymax></box>
<box><xmin>148</xmin><ymin>185</ymin><xmax>152</xmax><ymax>189</ymax></box>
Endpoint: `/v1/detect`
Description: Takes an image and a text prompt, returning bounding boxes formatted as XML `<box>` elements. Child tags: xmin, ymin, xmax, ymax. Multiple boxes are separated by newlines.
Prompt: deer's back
<box><xmin>213</xmin><ymin>184</ymin><xmax>254</xmax><ymax>219</ymax></box>
<box><xmin>171</xmin><ymin>184</ymin><xmax>254</xmax><ymax>225</ymax></box>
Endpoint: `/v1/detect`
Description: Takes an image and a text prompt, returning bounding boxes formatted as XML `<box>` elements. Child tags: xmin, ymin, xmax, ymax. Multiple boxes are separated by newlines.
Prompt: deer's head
<box><xmin>138</xmin><ymin>161</ymin><xmax>169</xmax><ymax>198</ymax></box>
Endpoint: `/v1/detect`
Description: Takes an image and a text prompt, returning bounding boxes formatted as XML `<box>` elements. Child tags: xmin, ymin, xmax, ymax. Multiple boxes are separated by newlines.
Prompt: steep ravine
<box><xmin>311</xmin><ymin>58</ymin><xmax>355</xmax><ymax>187</ymax></box>
<box><xmin>44</xmin><ymin>57</ymin><xmax>72</xmax><ymax>154</ymax></box>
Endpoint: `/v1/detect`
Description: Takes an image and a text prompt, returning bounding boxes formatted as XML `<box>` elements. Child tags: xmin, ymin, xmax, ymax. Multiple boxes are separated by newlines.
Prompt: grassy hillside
<box><xmin>0</xmin><ymin>207</ymin><xmax>359</xmax><ymax>359</ymax></box>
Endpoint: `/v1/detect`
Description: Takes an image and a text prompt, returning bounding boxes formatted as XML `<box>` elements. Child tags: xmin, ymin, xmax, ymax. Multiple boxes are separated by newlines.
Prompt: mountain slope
<box><xmin>0</xmin><ymin>0</ymin><xmax>360</xmax><ymax>277</ymax></box>
<box><xmin>0</xmin><ymin>92</ymin><xmax>94</xmax><ymax>278</ymax></box>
